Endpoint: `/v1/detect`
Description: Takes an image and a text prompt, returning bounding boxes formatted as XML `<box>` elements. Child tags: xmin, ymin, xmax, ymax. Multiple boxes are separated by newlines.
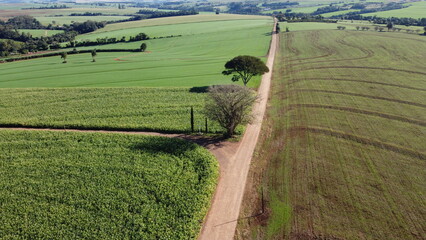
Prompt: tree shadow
<box><xmin>131</xmin><ymin>137</ymin><xmax>197</xmax><ymax>156</ymax></box>
<box><xmin>177</xmin><ymin>134</ymin><xmax>228</xmax><ymax>148</ymax></box>
<box><xmin>263</xmin><ymin>32</ymin><xmax>273</xmax><ymax>36</ymax></box>
<box><xmin>189</xmin><ymin>86</ymin><xmax>210</xmax><ymax>93</ymax></box>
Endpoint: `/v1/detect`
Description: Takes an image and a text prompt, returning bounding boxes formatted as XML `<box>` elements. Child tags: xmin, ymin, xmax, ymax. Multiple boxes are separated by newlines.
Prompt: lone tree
<box><xmin>140</xmin><ymin>43</ymin><xmax>147</xmax><ymax>52</ymax></box>
<box><xmin>222</xmin><ymin>56</ymin><xmax>269</xmax><ymax>86</ymax></box>
<box><xmin>204</xmin><ymin>85</ymin><xmax>257</xmax><ymax>137</ymax></box>
<box><xmin>276</xmin><ymin>23</ymin><xmax>280</xmax><ymax>33</ymax></box>
<box><xmin>386</xmin><ymin>22</ymin><xmax>393</xmax><ymax>31</ymax></box>
<box><xmin>91</xmin><ymin>49</ymin><xmax>97</xmax><ymax>62</ymax></box>
<box><xmin>60</xmin><ymin>52</ymin><xmax>67</xmax><ymax>63</ymax></box>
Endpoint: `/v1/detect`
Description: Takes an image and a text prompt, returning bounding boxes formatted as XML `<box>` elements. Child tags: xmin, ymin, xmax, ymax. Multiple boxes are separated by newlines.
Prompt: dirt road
<box><xmin>197</xmin><ymin>18</ymin><xmax>278</xmax><ymax>240</ymax></box>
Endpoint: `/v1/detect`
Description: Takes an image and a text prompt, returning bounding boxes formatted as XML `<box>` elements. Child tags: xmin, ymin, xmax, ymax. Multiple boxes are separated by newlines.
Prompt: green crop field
<box><xmin>0</xmin><ymin>88</ymin><xmax>227</xmax><ymax>133</ymax></box>
<box><xmin>363</xmin><ymin>1</ymin><xmax>426</xmax><ymax>18</ymax></box>
<box><xmin>36</xmin><ymin>15</ymin><xmax>132</xmax><ymax>25</ymax></box>
<box><xmin>91</xmin><ymin>13</ymin><xmax>270</xmax><ymax>32</ymax></box>
<box><xmin>237</xmin><ymin>29</ymin><xmax>426</xmax><ymax>239</ymax></box>
<box><xmin>0</xmin><ymin>130</ymin><xmax>218</xmax><ymax>239</ymax></box>
<box><xmin>320</xmin><ymin>9</ymin><xmax>360</xmax><ymax>17</ymax></box>
<box><xmin>18</xmin><ymin>29</ymin><xmax>64</xmax><ymax>37</ymax></box>
<box><xmin>0</xmin><ymin>15</ymin><xmax>273</xmax><ymax>88</ymax></box>
<box><xmin>280</xmin><ymin>21</ymin><xmax>424</xmax><ymax>33</ymax></box>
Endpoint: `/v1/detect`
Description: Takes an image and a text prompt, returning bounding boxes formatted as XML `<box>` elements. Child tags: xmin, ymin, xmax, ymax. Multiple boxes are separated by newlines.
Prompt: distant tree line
<box><xmin>70</xmin><ymin>12</ymin><xmax>103</xmax><ymax>16</ymax></box>
<box><xmin>1</xmin><ymin>15</ymin><xmax>44</xmax><ymax>29</ymax></box>
<box><xmin>275</xmin><ymin>12</ymin><xmax>337</xmax><ymax>23</ymax></box>
<box><xmin>262</xmin><ymin>1</ymin><xmax>299</xmax><ymax>10</ymax></box>
<box><xmin>22</xmin><ymin>5</ymin><xmax>69</xmax><ymax>10</ymax></box>
<box><xmin>226</xmin><ymin>2</ymin><xmax>261</xmax><ymax>14</ymax></box>
<box><xmin>136</xmin><ymin>10</ymin><xmax>198</xmax><ymax>18</ymax></box>
<box><xmin>330</xmin><ymin>2</ymin><xmax>408</xmax><ymax>18</ymax></box>
<box><xmin>64</xmin><ymin>21</ymin><xmax>106</xmax><ymax>34</ymax></box>
<box><xmin>334</xmin><ymin>14</ymin><xmax>426</xmax><ymax>27</ymax></box>
<box><xmin>312</xmin><ymin>5</ymin><xmax>342</xmax><ymax>15</ymax></box>
<box><xmin>73</xmin><ymin>32</ymin><xmax>149</xmax><ymax>47</ymax></box>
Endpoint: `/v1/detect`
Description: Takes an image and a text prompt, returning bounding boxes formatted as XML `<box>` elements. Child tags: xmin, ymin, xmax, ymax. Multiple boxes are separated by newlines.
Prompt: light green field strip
<box><xmin>36</xmin><ymin>15</ymin><xmax>132</xmax><ymax>25</ymax></box>
<box><xmin>263</xmin><ymin>6</ymin><xmax>321</xmax><ymax>14</ymax></box>
<box><xmin>18</xmin><ymin>29</ymin><xmax>64</xmax><ymax>37</ymax></box>
<box><xmin>281</xmin><ymin>21</ymin><xmax>424</xmax><ymax>32</ymax></box>
<box><xmin>92</xmin><ymin>13</ymin><xmax>270</xmax><ymax>32</ymax></box>
<box><xmin>321</xmin><ymin>9</ymin><xmax>360</xmax><ymax>17</ymax></box>
<box><xmin>0</xmin><ymin>17</ymin><xmax>272</xmax><ymax>88</ymax></box>
<box><xmin>362</xmin><ymin>1</ymin><xmax>426</xmax><ymax>18</ymax></box>
<box><xmin>0</xmin><ymin>130</ymin><xmax>218</xmax><ymax>239</ymax></box>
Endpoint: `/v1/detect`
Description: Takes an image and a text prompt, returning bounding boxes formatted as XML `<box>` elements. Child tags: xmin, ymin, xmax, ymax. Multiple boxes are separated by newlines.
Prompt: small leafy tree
<box><xmin>276</xmin><ymin>23</ymin><xmax>280</xmax><ymax>33</ymax></box>
<box><xmin>386</xmin><ymin>22</ymin><xmax>393</xmax><ymax>31</ymax></box>
<box><xmin>222</xmin><ymin>56</ymin><xmax>269</xmax><ymax>86</ymax></box>
<box><xmin>140</xmin><ymin>43</ymin><xmax>147</xmax><ymax>52</ymax></box>
<box><xmin>91</xmin><ymin>49</ymin><xmax>97</xmax><ymax>62</ymax></box>
<box><xmin>356</xmin><ymin>26</ymin><xmax>360</xmax><ymax>31</ymax></box>
<box><xmin>60</xmin><ymin>52</ymin><xmax>67</xmax><ymax>63</ymax></box>
<box><xmin>204</xmin><ymin>85</ymin><xmax>258</xmax><ymax>137</ymax></box>
<box><xmin>286</xmin><ymin>26</ymin><xmax>289</xmax><ymax>32</ymax></box>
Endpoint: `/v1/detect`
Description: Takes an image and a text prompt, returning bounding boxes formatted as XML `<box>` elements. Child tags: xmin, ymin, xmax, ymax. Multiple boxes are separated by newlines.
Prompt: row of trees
<box><xmin>58</xmin><ymin>43</ymin><xmax>146</xmax><ymax>64</ymax></box>
<box><xmin>136</xmin><ymin>10</ymin><xmax>198</xmax><ymax>18</ymax></box>
<box><xmin>332</xmin><ymin>14</ymin><xmax>426</xmax><ymax>27</ymax></box>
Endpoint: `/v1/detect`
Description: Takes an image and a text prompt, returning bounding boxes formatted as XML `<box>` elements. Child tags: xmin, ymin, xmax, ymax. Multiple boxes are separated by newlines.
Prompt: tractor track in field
<box><xmin>113</xmin><ymin>52</ymin><xmax>152</xmax><ymax>61</ymax></box>
<box><xmin>285</xmin><ymin>32</ymin><xmax>301</xmax><ymax>57</ymax></box>
<box><xmin>290</xmin><ymin>66</ymin><xmax>426</xmax><ymax>76</ymax></box>
<box><xmin>291</xmin><ymin>89</ymin><xmax>426</xmax><ymax>108</ymax></box>
<box><xmin>289</xmin><ymin>31</ymin><xmax>336</xmax><ymax>62</ymax></box>
<box><xmin>287</xmin><ymin>104</ymin><xmax>426</xmax><ymax>127</ymax></box>
<box><xmin>289</xmin><ymin>78</ymin><xmax>426</xmax><ymax>92</ymax></box>
<box><xmin>290</xmin><ymin>126</ymin><xmax>426</xmax><ymax>160</ymax></box>
<box><xmin>291</xmin><ymin>33</ymin><xmax>375</xmax><ymax>66</ymax></box>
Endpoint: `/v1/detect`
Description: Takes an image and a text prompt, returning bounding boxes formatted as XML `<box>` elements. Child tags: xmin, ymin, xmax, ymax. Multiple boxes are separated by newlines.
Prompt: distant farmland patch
<box><xmin>0</xmin><ymin>130</ymin><xmax>218</xmax><ymax>239</ymax></box>
<box><xmin>18</xmin><ymin>29</ymin><xmax>64</xmax><ymax>37</ymax></box>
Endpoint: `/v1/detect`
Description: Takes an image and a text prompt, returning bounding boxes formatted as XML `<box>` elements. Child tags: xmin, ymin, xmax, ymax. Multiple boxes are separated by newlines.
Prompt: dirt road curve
<box><xmin>198</xmin><ymin>18</ymin><xmax>278</xmax><ymax>240</ymax></box>
<box><xmin>0</xmin><ymin>18</ymin><xmax>278</xmax><ymax>240</ymax></box>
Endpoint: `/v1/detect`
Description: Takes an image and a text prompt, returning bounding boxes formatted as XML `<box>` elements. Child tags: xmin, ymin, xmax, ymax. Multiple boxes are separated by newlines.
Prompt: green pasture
<box><xmin>36</xmin><ymin>15</ymin><xmax>131</xmax><ymax>25</ymax></box>
<box><xmin>281</xmin><ymin>21</ymin><xmax>424</xmax><ymax>32</ymax></box>
<box><xmin>321</xmin><ymin>9</ymin><xmax>360</xmax><ymax>17</ymax></box>
<box><xmin>93</xmin><ymin>13</ymin><xmax>270</xmax><ymax>32</ymax></box>
<box><xmin>363</xmin><ymin>1</ymin><xmax>426</xmax><ymax>18</ymax></box>
<box><xmin>0</xmin><ymin>130</ymin><xmax>218</xmax><ymax>239</ymax></box>
<box><xmin>237</xmin><ymin>29</ymin><xmax>426</xmax><ymax>239</ymax></box>
<box><xmin>0</xmin><ymin>88</ymin><xmax>227</xmax><ymax>133</ymax></box>
<box><xmin>262</xmin><ymin>6</ymin><xmax>320</xmax><ymax>14</ymax></box>
<box><xmin>0</xmin><ymin>17</ymin><xmax>273</xmax><ymax>88</ymax></box>
<box><xmin>18</xmin><ymin>29</ymin><xmax>64</xmax><ymax>37</ymax></box>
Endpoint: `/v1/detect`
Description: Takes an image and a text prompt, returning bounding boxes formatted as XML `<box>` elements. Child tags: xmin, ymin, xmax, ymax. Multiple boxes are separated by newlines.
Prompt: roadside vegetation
<box><xmin>0</xmin><ymin>130</ymin><xmax>218</xmax><ymax>239</ymax></box>
<box><xmin>237</xmin><ymin>27</ymin><xmax>426</xmax><ymax>239</ymax></box>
